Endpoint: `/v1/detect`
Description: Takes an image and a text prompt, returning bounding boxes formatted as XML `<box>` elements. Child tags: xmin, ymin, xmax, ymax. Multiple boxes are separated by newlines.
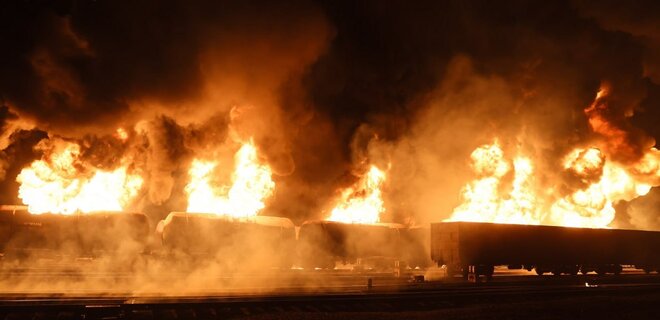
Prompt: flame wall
<box><xmin>0</xmin><ymin>0</ymin><xmax>659</xmax><ymax>228</ymax></box>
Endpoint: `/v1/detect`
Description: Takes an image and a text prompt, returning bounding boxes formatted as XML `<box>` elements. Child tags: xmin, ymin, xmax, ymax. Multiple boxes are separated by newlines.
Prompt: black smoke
<box><xmin>0</xmin><ymin>0</ymin><xmax>658</xmax><ymax>225</ymax></box>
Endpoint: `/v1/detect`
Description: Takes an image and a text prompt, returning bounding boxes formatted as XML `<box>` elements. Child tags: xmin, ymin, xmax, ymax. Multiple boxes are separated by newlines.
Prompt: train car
<box><xmin>76</xmin><ymin>211</ymin><xmax>151</xmax><ymax>257</ymax></box>
<box><xmin>157</xmin><ymin>212</ymin><xmax>296</xmax><ymax>269</ymax></box>
<box><xmin>0</xmin><ymin>206</ymin><xmax>150</xmax><ymax>261</ymax></box>
<box><xmin>430</xmin><ymin>221</ymin><xmax>660</xmax><ymax>281</ymax></box>
<box><xmin>297</xmin><ymin>220</ymin><xmax>405</xmax><ymax>270</ymax></box>
<box><xmin>399</xmin><ymin>225</ymin><xmax>433</xmax><ymax>269</ymax></box>
<box><xmin>0</xmin><ymin>206</ymin><xmax>78</xmax><ymax>259</ymax></box>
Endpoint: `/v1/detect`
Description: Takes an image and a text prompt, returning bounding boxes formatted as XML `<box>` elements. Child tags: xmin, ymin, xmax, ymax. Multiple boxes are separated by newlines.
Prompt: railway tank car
<box><xmin>76</xmin><ymin>211</ymin><xmax>151</xmax><ymax>257</ymax></box>
<box><xmin>0</xmin><ymin>206</ymin><xmax>77</xmax><ymax>259</ymax></box>
<box><xmin>297</xmin><ymin>220</ymin><xmax>408</xmax><ymax>270</ymax></box>
<box><xmin>431</xmin><ymin>221</ymin><xmax>660</xmax><ymax>281</ymax></box>
<box><xmin>157</xmin><ymin>212</ymin><xmax>296</xmax><ymax>269</ymax></box>
<box><xmin>0</xmin><ymin>205</ymin><xmax>150</xmax><ymax>261</ymax></box>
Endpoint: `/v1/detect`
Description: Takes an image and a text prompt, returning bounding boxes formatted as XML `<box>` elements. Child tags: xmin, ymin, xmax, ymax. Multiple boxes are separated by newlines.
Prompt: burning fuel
<box><xmin>449</xmin><ymin>87</ymin><xmax>660</xmax><ymax>228</ymax></box>
<box><xmin>327</xmin><ymin>165</ymin><xmax>387</xmax><ymax>224</ymax></box>
<box><xmin>16</xmin><ymin>140</ymin><xmax>143</xmax><ymax>215</ymax></box>
<box><xmin>449</xmin><ymin>141</ymin><xmax>541</xmax><ymax>226</ymax></box>
<box><xmin>0</xmin><ymin>0</ymin><xmax>659</xmax><ymax>232</ymax></box>
<box><xmin>185</xmin><ymin>140</ymin><xmax>275</xmax><ymax>218</ymax></box>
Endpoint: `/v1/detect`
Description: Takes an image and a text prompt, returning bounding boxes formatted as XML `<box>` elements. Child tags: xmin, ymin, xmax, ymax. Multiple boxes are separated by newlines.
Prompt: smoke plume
<box><xmin>0</xmin><ymin>0</ymin><xmax>659</xmax><ymax>228</ymax></box>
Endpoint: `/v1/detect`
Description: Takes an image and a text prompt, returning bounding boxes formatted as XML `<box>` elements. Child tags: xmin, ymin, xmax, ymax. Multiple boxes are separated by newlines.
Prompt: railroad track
<box><xmin>0</xmin><ymin>273</ymin><xmax>658</xmax><ymax>319</ymax></box>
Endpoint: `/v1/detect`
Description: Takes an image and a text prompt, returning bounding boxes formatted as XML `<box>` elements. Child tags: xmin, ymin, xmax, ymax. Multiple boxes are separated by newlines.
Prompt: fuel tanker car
<box><xmin>431</xmin><ymin>221</ymin><xmax>660</xmax><ymax>281</ymax></box>
<box><xmin>3</xmin><ymin>203</ymin><xmax>660</xmax><ymax>280</ymax></box>
<box><xmin>297</xmin><ymin>220</ymin><xmax>430</xmax><ymax>270</ymax></box>
<box><xmin>0</xmin><ymin>205</ymin><xmax>150</xmax><ymax>261</ymax></box>
<box><xmin>157</xmin><ymin>212</ymin><xmax>296</xmax><ymax>269</ymax></box>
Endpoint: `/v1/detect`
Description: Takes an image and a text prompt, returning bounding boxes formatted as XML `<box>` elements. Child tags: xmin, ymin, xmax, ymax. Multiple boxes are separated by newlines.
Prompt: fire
<box><xmin>185</xmin><ymin>140</ymin><xmax>275</xmax><ymax>218</ymax></box>
<box><xmin>115</xmin><ymin>127</ymin><xmax>129</xmax><ymax>141</ymax></box>
<box><xmin>447</xmin><ymin>141</ymin><xmax>655</xmax><ymax>228</ymax></box>
<box><xmin>16</xmin><ymin>141</ymin><xmax>143</xmax><ymax>214</ymax></box>
<box><xmin>327</xmin><ymin>165</ymin><xmax>386</xmax><ymax>224</ymax></box>
<box><xmin>583</xmin><ymin>84</ymin><xmax>638</xmax><ymax>160</ymax></box>
<box><xmin>449</xmin><ymin>142</ymin><xmax>542</xmax><ymax>225</ymax></box>
<box><xmin>448</xmin><ymin>86</ymin><xmax>660</xmax><ymax>228</ymax></box>
<box><xmin>549</xmin><ymin>147</ymin><xmax>653</xmax><ymax>227</ymax></box>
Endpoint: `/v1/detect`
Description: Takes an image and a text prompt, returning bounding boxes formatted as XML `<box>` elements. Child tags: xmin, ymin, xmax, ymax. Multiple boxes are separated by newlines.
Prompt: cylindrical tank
<box><xmin>0</xmin><ymin>206</ymin><xmax>150</xmax><ymax>260</ymax></box>
<box><xmin>76</xmin><ymin>211</ymin><xmax>150</xmax><ymax>256</ymax></box>
<box><xmin>297</xmin><ymin>220</ymin><xmax>405</xmax><ymax>269</ymax></box>
<box><xmin>0</xmin><ymin>206</ymin><xmax>78</xmax><ymax>257</ymax></box>
<box><xmin>158</xmin><ymin>212</ymin><xmax>296</xmax><ymax>269</ymax></box>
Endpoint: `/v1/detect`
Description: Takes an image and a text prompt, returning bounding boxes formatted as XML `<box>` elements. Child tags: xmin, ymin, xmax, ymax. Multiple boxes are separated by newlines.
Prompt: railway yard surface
<box><xmin>0</xmin><ymin>265</ymin><xmax>658</xmax><ymax>320</ymax></box>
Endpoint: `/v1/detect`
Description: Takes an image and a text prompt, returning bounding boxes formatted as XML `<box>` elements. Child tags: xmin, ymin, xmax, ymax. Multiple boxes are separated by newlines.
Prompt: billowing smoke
<box><xmin>1</xmin><ymin>0</ymin><xmax>659</xmax><ymax>227</ymax></box>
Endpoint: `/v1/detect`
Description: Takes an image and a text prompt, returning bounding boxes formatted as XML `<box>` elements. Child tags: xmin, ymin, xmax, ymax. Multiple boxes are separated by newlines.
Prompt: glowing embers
<box><xmin>185</xmin><ymin>140</ymin><xmax>275</xmax><ymax>218</ymax></box>
<box><xmin>327</xmin><ymin>165</ymin><xmax>386</xmax><ymax>224</ymax></box>
<box><xmin>16</xmin><ymin>141</ymin><xmax>143</xmax><ymax>215</ymax></box>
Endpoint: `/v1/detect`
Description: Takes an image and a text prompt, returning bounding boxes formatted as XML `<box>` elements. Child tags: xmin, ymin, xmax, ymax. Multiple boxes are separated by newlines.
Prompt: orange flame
<box><xmin>185</xmin><ymin>140</ymin><xmax>275</xmax><ymax>218</ymax></box>
<box><xmin>448</xmin><ymin>84</ymin><xmax>660</xmax><ymax>228</ymax></box>
<box><xmin>327</xmin><ymin>165</ymin><xmax>386</xmax><ymax>224</ymax></box>
<box><xmin>448</xmin><ymin>140</ymin><xmax>657</xmax><ymax>228</ymax></box>
<box><xmin>584</xmin><ymin>84</ymin><xmax>641</xmax><ymax>162</ymax></box>
<box><xmin>449</xmin><ymin>142</ymin><xmax>542</xmax><ymax>225</ymax></box>
<box><xmin>114</xmin><ymin>127</ymin><xmax>129</xmax><ymax>141</ymax></box>
<box><xmin>16</xmin><ymin>142</ymin><xmax>143</xmax><ymax>215</ymax></box>
<box><xmin>549</xmin><ymin>147</ymin><xmax>653</xmax><ymax>227</ymax></box>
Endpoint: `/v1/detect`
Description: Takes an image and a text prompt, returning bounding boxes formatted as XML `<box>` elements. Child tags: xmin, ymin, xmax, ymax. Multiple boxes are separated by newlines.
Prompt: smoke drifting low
<box><xmin>1</xmin><ymin>0</ymin><xmax>659</xmax><ymax>227</ymax></box>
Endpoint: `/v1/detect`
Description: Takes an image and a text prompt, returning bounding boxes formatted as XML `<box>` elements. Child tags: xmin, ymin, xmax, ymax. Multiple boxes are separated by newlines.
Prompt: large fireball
<box><xmin>448</xmin><ymin>86</ymin><xmax>660</xmax><ymax>228</ymax></box>
<box><xmin>185</xmin><ymin>140</ymin><xmax>275</xmax><ymax>218</ymax></box>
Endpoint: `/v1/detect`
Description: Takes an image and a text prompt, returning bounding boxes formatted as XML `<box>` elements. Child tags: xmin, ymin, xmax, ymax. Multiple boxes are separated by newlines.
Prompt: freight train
<box><xmin>431</xmin><ymin>221</ymin><xmax>660</xmax><ymax>281</ymax></box>
<box><xmin>0</xmin><ymin>206</ymin><xmax>429</xmax><ymax>271</ymax></box>
<box><xmin>2</xmin><ymin>204</ymin><xmax>659</xmax><ymax>281</ymax></box>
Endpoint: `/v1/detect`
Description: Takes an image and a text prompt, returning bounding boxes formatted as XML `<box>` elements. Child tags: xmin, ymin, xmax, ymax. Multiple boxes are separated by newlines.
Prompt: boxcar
<box><xmin>431</xmin><ymin>221</ymin><xmax>660</xmax><ymax>280</ymax></box>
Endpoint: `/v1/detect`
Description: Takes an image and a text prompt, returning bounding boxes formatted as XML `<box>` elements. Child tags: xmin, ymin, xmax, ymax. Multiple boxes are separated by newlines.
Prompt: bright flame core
<box><xmin>185</xmin><ymin>141</ymin><xmax>275</xmax><ymax>218</ymax></box>
<box><xmin>449</xmin><ymin>142</ymin><xmax>542</xmax><ymax>225</ymax></box>
<box><xmin>327</xmin><ymin>165</ymin><xmax>386</xmax><ymax>224</ymax></box>
<box><xmin>448</xmin><ymin>86</ymin><xmax>660</xmax><ymax>228</ymax></box>
<box><xmin>17</xmin><ymin>142</ymin><xmax>143</xmax><ymax>215</ymax></box>
<box><xmin>448</xmin><ymin>141</ymin><xmax>656</xmax><ymax>228</ymax></box>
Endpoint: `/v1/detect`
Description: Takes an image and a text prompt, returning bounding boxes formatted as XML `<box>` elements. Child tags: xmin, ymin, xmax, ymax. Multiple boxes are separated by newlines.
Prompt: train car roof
<box><xmin>301</xmin><ymin>220</ymin><xmax>405</xmax><ymax>229</ymax></box>
<box><xmin>432</xmin><ymin>221</ymin><xmax>660</xmax><ymax>234</ymax></box>
<box><xmin>0</xmin><ymin>205</ymin><xmax>28</xmax><ymax>212</ymax></box>
<box><xmin>165</xmin><ymin>212</ymin><xmax>294</xmax><ymax>228</ymax></box>
<box><xmin>0</xmin><ymin>206</ymin><xmax>144</xmax><ymax>216</ymax></box>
